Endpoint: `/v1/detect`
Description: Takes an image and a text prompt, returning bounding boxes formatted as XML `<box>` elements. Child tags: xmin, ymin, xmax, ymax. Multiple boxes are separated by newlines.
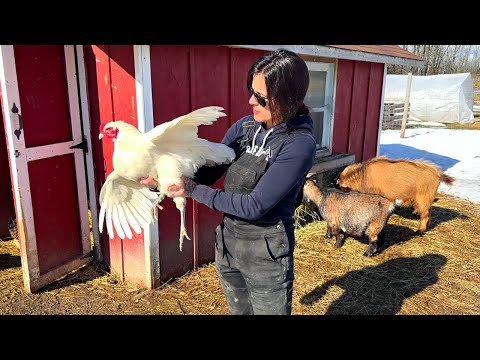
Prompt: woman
<box><xmin>148</xmin><ymin>49</ymin><xmax>316</xmax><ymax>315</ymax></box>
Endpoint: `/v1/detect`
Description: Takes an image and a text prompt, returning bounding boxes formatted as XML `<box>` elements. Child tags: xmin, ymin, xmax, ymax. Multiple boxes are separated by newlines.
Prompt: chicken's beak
<box><xmin>99</xmin><ymin>133</ymin><xmax>104</xmax><ymax>140</ymax></box>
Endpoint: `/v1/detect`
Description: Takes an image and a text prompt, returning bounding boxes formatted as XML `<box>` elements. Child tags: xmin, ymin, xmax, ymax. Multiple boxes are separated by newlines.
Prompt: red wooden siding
<box><xmin>109</xmin><ymin>46</ymin><xmax>145</xmax><ymax>285</ymax></box>
<box><xmin>86</xmin><ymin>45</ymin><xmax>147</xmax><ymax>287</ymax></box>
<box><xmin>332</xmin><ymin>59</ymin><xmax>384</xmax><ymax>162</ymax></box>
<box><xmin>190</xmin><ymin>45</ymin><xmax>231</xmax><ymax>266</ymax></box>
<box><xmin>13</xmin><ymin>45</ymin><xmax>84</xmax><ymax>273</ymax></box>
<box><xmin>332</xmin><ymin>59</ymin><xmax>354</xmax><ymax>154</ymax></box>
<box><xmin>348</xmin><ymin>61</ymin><xmax>370</xmax><ymax>161</ymax></box>
<box><xmin>230</xmin><ymin>48</ymin><xmax>266</xmax><ymax>126</ymax></box>
<box><xmin>363</xmin><ymin>62</ymin><xmax>384</xmax><ymax>160</ymax></box>
<box><xmin>0</xmin><ymin>93</ymin><xmax>15</xmax><ymax>238</ymax></box>
<box><xmin>150</xmin><ymin>45</ymin><xmax>194</xmax><ymax>281</ymax></box>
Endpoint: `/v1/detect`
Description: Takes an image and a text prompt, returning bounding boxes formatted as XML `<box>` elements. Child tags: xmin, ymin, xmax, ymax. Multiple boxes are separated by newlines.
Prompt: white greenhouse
<box><xmin>385</xmin><ymin>73</ymin><xmax>474</xmax><ymax>124</ymax></box>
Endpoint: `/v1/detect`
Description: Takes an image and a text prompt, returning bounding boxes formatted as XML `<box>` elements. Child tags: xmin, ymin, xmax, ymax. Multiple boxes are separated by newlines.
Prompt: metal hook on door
<box><xmin>11</xmin><ymin>102</ymin><xmax>23</xmax><ymax>140</ymax></box>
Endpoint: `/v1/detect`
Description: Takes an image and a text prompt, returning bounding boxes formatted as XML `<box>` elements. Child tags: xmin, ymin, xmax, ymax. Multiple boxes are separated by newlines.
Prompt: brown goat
<box><xmin>303</xmin><ymin>179</ymin><xmax>396</xmax><ymax>257</ymax></box>
<box><xmin>337</xmin><ymin>156</ymin><xmax>455</xmax><ymax>234</ymax></box>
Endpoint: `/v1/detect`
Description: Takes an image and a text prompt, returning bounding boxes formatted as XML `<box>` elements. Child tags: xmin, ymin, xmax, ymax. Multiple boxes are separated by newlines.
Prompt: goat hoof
<box><xmin>415</xmin><ymin>229</ymin><xmax>426</xmax><ymax>236</ymax></box>
<box><xmin>363</xmin><ymin>248</ymin><xmax>377</xmax><ymax>257</ymax></box>
<box><xmin>335</xmin><ymin>240</ymin><xmax>344</xmax><ymax>248</ymax></box>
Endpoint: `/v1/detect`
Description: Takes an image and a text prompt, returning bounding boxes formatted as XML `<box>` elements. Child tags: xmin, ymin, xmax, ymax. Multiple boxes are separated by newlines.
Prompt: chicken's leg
<box><xmin>173</xmin><ymin>196</ymin><xmax>191</xmax><ymax>251</ymax></box>
<box><xmin>139</xmin><ymin>176</ymin><xmax>166</xmax><ymax>221</ymax></box>
<box><xmin>151</xmin><ymin>193</ymin><xmax>165</xmax><ymax>221</ymax></box>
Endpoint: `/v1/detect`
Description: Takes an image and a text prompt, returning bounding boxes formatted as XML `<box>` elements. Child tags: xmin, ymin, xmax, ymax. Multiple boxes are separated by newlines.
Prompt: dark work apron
<box><xmin>214</xmin><ymin>119</ymin><xmax>309</xmax><ymax>314</ymax></box>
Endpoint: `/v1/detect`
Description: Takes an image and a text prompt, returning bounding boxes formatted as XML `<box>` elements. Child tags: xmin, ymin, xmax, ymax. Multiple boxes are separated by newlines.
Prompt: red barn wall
<box><xmin>0</xmin><ymin>89</ymin><xmax>16</xmax><ymax>238</ymax></box>
<box><xmin>332</xmin><ymin>59</ymin><xmax>384</xmax><ymax>162</ymax></box>
<box><xmin>85</xmin><ymin>45</ymin><xmax>147</xmax><ymax>287</ymax></box>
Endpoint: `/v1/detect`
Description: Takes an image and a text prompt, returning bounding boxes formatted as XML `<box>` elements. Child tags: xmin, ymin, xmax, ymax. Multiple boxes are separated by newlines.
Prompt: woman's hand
<box><xmin>138</xmin><ymin>176</ymin><xmax>159</xmax><ymax>190</ymax></box>
<box><xmin>168</xmin><ymin>176</ymin><xmax>197</xmax><ymax>198</ymax></box>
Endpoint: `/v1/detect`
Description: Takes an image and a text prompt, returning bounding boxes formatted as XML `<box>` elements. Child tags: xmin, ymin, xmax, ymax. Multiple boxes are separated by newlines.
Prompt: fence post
<box><xmin>400</xmin><ymin>72</ymin><xmax>413</xmax><ymax>138</ymax></box>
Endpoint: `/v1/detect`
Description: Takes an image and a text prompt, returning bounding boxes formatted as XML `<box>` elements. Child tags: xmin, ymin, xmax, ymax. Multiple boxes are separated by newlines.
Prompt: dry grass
<box><xmin>1</xmin><ymin>192</ymin><xmax>479</xmax><ymax>315</ymax></box>
<box><xmin>293</xmin><ymin>193</ymin><xmax>480</xmax><ymax>314</ymax></box>
<box><xmin>446</xmin><ymin>117</ymin><xmax>480</xmax><ymax>130</ymax></box>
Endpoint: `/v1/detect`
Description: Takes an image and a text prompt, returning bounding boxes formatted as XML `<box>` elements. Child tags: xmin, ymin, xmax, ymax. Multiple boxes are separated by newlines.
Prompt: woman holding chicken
<box><xmin>146</xmin><ymin>49</ymin><xmax>316</xmax><ymax>315</ymax></box>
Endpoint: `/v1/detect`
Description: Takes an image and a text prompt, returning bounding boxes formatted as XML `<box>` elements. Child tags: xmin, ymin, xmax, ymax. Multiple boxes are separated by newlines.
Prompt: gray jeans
<box><xmin>215</xmin><ymin>217</ymin><xmax>295</xmax><ymax>315</ymax></box>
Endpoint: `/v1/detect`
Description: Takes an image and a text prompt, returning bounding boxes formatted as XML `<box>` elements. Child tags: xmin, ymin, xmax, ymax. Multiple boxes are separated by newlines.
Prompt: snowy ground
<box><xmin>379</xmin><ymin>128</ymin><xmax>480</xmax><ymax>204</ymax></box>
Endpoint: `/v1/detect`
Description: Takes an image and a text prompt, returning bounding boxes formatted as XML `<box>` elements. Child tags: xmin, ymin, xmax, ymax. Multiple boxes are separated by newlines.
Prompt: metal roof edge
<box><xmin>226</xmin><ymin>45</ymin><xmax>425</xmax><ymax>68</ymax></box>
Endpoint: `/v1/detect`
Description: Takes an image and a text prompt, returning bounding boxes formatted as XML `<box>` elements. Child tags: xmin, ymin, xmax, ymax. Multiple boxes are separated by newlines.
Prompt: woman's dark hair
<box><xmin>247</xmin><ymin>49</ymin><xmax>310</xmax><ymax>125</ymax></box>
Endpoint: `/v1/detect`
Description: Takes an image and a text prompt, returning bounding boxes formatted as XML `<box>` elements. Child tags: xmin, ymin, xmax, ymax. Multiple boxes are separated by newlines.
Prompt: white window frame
<box><xmin>305</xmin><ymin>61</ymin><xmax>336</xmax><ymax>157</ymax></box>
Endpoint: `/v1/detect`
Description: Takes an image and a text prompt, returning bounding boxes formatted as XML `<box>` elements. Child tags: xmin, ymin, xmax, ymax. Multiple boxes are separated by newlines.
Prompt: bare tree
<box><xmin>388</xmin><ymin>45</ymin><xmax>480</xmax><ymax>75</ymax></box>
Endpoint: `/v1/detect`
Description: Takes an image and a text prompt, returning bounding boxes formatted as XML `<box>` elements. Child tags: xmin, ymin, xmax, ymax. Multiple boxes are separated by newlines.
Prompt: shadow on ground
<box><xmin>300</xmin><ymin>253</ymin><xmax>447</xmax><ymax>314</ymax></box>
<box><xmin>39</xmin><ymin>260</ymin><xmax>113</xmax><ymax>293</ymax></box>
<box><xmin>393</xmin><ymin>205</ymin><xmax>469</xmax><ymax>230</ymax></box>
<box><xmin>0</xmin><ymin>253</ymin><xmax>21</xmax><ymax>270</ymax></box>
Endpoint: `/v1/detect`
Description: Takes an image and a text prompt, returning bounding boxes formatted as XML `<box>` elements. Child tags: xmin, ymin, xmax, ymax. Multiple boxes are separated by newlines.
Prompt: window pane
<box><xmin>305</xmin><ymin>71</ymin><xmax>326</xmax><ymax>108</ymax></box>
<box><xmin>310</xmin><ymin>111</ymin><xmax>325</xmax><ymax>148</ymax></box>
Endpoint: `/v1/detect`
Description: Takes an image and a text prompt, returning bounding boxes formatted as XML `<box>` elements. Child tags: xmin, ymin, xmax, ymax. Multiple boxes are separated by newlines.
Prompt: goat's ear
<box><xmin>306</xmin><ymin>171</ymin><xmax>316</xmax><ymax>179</ymax></box>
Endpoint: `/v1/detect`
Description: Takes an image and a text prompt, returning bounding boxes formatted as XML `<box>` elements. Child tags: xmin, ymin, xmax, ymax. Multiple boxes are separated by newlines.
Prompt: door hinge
<box><xmin>70</xmin><ymin>138</ymin><xmax>88</xmax><ymax>153</ymax></box>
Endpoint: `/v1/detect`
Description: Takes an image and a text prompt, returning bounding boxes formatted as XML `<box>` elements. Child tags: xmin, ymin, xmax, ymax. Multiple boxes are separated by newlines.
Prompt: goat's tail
<box><xmin>388</xmin><ymin>199</ymin><xmax>403</xmax><ymax>213</ymax></box>
<box><xmin>440</xmin><ymin>174</ymin><xmax>455</xmax><ymax>185</ymax></box>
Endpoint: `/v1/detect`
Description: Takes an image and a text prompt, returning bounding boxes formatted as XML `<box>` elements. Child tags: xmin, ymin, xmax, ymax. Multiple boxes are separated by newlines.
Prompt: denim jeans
<box><xmin>215</xmin><ymin>216</ymin><xmax>295</xmax><ymax>315</ymax></box>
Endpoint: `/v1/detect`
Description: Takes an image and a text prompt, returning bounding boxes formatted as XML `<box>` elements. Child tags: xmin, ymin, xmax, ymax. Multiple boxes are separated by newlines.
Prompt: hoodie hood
<box><xmin>246</xmin><ymin>114</ymin><xmax>314</xmax><ymax>161</ymax></box>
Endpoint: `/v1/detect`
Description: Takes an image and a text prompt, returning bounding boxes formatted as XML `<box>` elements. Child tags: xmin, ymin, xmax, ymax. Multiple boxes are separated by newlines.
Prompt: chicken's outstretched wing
<box><xmin>99</xmin><ymin>171</ymin><xmax>159</xmax><ymax>239</ymax></box>
<box><xmin>145</xmin><ymin>106</ymin><xmax>226</xmax><ymax>151</ymax></box>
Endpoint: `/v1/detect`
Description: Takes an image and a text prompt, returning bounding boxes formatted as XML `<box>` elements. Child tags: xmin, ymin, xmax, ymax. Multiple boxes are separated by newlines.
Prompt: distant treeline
<box><xmin>388</xmin><ymin>45</ymin><xmax>480</xmax><ymax>75</ymax></box>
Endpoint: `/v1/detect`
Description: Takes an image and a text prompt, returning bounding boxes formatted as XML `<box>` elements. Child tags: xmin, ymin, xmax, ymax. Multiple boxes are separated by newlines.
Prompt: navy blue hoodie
<box><xmin>191</xmin><ymin>114</ymin><xmax>317</xmax><ymax>222</ymax></box>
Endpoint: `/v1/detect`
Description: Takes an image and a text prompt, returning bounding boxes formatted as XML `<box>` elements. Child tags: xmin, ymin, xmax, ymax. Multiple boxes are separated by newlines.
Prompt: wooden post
<box><xmin>400</xmin><ymin>72</ymin><xmax>413</xmax><ymax>138</ymax></box>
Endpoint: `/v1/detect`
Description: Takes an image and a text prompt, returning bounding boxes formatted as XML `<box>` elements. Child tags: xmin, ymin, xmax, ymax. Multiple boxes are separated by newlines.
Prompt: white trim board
<box><xmin>134</xmin><ymin>44</ymin><xmax>160</xmax><ymax>289</ymax></box>
<box><xmin>376</xmin><ymin>64</ymin><xmax>388</xmax><ymax>156</ymax></box>
<box><xmin>0</xmin><ymin>45</ymin><xmax>40</xmax><ymax>291</ymax></box>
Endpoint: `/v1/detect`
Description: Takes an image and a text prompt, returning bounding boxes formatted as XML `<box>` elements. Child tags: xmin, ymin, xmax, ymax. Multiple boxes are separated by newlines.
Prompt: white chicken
<box><xmin>98</xmin><ymin>106</ymin><xmax>235</xmax><ymax>251</ymax></box>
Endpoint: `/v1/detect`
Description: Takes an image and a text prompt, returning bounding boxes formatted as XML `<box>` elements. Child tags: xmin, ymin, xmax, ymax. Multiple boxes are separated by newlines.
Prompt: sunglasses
<box><xmin>249</xmin><ymin>88</ymin><xmax>269</xmax><ymax>107</ymax></box>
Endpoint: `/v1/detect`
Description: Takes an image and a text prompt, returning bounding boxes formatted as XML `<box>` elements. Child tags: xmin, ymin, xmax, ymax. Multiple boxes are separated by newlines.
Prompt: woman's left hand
<box><xmin>167</xmin><ymin>182</ymin><xmax>184</xmax><ymax>197</ymax></box>
<box><xmin>168</xmin><ymin>176</ymin><xmax>197</xmax><ymax>198</ymax></box>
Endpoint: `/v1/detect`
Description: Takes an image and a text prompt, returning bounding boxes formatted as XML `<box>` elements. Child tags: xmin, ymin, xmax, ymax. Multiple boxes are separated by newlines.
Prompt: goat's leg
<box><xmin>364</xmin><ymin>223</ymin><xmax>385</xmax><ymax>257</ymax></box>
<box><xmin>325</xmin><ymin>225</ymin><xmax>333</xmax><ymax>239</ymax></box>
<box><xmin>364</xmin><ymin>235</ymin><xmax>379</xmax><ymax>257</ymax></box>
<box><xmin>415</xmin><ymin>203</ymin><xmax>431</xmax><ymax>234</ymax></box>
<box><xmin>332</xmin><ymin>226</ymin><xmax>344</xmax><ymax>248</ymax></box>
